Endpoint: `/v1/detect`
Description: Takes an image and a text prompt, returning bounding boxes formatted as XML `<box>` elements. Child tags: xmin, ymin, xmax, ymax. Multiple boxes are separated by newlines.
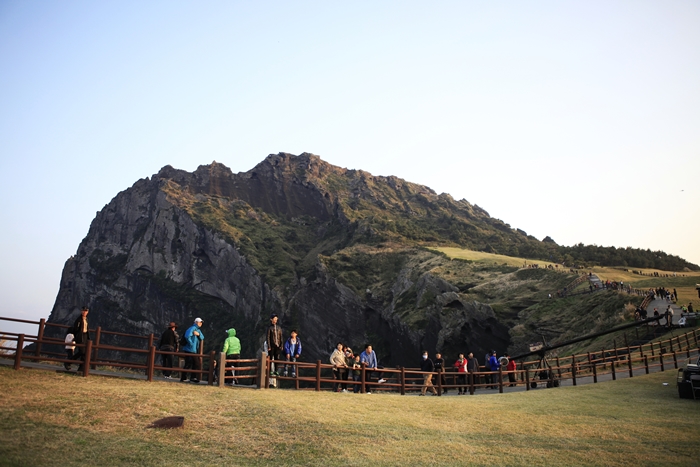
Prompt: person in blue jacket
<box><xmin>283</xmin><ymin>329</ymin><xmax>302</xmax><ymax>377</ymax></box>
<box><xmin>488</xmin><ymin>351</ymin><xmax>499</xmax><ymax>389</ymax></box>
<box><xmin>180</xmin><ymin>318</ymin><xmax>205</xmax><ymax>383</ymax></box>
<box><xmin>360</xmin><ymin>344</ymin><xmax>385</xmax><ymax>393</ymax></box>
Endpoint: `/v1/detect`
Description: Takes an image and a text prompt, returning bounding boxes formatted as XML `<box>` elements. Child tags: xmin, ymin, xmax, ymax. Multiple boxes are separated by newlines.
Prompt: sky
<box><xmin>1</xmin><ymin>1</ymin><xmax>699</xmax><ymax>334</ymax></box>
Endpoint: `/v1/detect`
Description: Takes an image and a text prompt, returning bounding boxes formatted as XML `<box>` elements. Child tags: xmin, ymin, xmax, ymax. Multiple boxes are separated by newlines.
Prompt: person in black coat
<box><xmin>434</xmin><ymin>352</ymin><xmax>447</xmax><ymax>394</ymax></box>
<box><xmin>158</xmin><ymin>322</ymin><xmax>179</xmax><ymax>378</ymax></box>
<box><xmin>71</xmin><ymin>306</ymin><xmax>90</xmax><ymax>370</ymax></box>
<box><xmin>420</xmin><ymin>351</ymin><xmax>438</xmax><ymax>396</ymax></box>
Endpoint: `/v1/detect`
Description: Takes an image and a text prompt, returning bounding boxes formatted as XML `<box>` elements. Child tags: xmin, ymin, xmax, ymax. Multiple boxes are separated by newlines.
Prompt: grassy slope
<box><xmin>432</xmin><ymin>247</ymin><xmax>650</xmax><ymax>354</ymax></box>
<box><xmin>432</xmin><ymin>247</ymin><xmax>558</xmax><ymax>268</ymax></box>
<box><xmin>588</xmin><ymin>266</ymin><xmax>700</xmax><ymax>309</ymax></box>
<box><xmin>0</xmin><ymin>367</ymin><xmax>698</xmax><ymax>467</ymax></box>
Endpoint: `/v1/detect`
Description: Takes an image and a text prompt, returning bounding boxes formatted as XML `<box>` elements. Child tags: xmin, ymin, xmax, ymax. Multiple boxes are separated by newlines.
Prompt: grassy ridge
<box><xmin>0</xmin><ymin>366</ymin><xmax>698</xmax><ymax>466</ymax></box>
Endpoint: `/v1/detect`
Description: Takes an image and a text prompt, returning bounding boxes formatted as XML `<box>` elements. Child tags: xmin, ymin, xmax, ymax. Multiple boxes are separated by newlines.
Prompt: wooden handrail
<box><xmin>3</xmin><ymin>317</ymin><xmax>699</xmax><ymax>394</ymax></box>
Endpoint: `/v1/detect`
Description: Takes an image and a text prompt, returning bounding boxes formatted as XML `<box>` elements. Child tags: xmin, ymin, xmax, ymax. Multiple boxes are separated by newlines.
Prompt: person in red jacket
<box><xmin>505</xmin><ymin>353</ymin><xmax>517</xmax><ymax>387</ymax></box>
<box><xmin>454</xmin><ymin>353</ymin><xmax>468</xmax><ymax>395</ymax></box>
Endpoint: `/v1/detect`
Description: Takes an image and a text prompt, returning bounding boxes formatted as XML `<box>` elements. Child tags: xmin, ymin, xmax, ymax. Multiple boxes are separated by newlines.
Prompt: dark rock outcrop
<box><xmin>47</xmin><ymin>154</ymin><xmax>522</xmax><ymax>365</ymax></box>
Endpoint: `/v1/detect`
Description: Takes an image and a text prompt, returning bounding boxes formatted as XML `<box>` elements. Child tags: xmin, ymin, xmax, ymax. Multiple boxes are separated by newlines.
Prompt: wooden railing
<box><xmin>0</xmin><ymin>315</ymin><xmax>261</xmax><ymax>386</ymax></box>
<box><xmin>1</xmin><ymin>315</ymin><xmax>698</xmax><ymax>395</ymax></box>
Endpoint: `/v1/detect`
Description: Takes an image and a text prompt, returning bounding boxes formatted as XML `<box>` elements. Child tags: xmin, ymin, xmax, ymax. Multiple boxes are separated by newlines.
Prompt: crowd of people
<box><xmin>62</xmin><ymin>310</ymin><xmax>520</xmax><ymax>394</ymax></box>
<box><xmin>265</xmin><ymin>315</ymin><xmax>518</xmax><ymax>395</ymax></box>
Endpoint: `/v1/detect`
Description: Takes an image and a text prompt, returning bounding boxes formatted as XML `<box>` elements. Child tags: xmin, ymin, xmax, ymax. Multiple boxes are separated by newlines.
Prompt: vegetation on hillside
<box><xmin>134</xmin><ymin>159</ymin><xmax>696</xmax><ymax>363</ymax></box>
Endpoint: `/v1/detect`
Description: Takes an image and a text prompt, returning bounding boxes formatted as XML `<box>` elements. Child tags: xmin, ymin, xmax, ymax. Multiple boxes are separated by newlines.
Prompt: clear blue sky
<box><xmin>1</xmin><ymin>1</ymin><xmax>698</xmax><ymax>331</ymax></box>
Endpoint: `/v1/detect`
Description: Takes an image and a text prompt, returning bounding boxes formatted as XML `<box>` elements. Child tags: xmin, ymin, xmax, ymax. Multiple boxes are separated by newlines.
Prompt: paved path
<box><xmin>4</xmin><ymin>347</ymin><xmax>698</xmax><ymax>396</ymax></box>
<box><xmin>646</xmin><ymin>297</ymin><xmax>684</xmax><ymax>326</ymax></box>
<box><xmin>588</xmin><ymin>273</ymin><xmax>603</xmax><ymax>290</ymax></box>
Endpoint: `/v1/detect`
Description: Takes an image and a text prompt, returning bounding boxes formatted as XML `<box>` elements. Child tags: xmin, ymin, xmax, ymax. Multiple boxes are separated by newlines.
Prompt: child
<box><xmin>64</xmin><ymin>332</ymin><xmax>75</xmax><ymax>370</ymax></box>
<box><xmin>283</xmin><ymin>330</ymin><xmax>302</xmax><ymax>377</ymax></box>
<box><xmin>351</xmin><ymin>354</ymin><xmax>362</xmax><ymax>393</ymax></box>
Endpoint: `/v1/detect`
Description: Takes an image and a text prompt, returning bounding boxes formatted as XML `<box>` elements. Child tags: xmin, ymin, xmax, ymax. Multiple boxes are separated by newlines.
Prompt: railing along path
<box><xmin>1</xmin><ymin>316</ymin><xmax>698</xmax><ymax>395</ymax></box>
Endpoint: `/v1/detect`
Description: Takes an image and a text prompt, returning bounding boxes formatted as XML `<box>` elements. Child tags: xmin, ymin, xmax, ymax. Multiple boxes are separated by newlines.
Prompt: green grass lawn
<box><xmin>0</xmin><ymin>366</ymin><xmax>698</xmax><ymax>466</ymax></box>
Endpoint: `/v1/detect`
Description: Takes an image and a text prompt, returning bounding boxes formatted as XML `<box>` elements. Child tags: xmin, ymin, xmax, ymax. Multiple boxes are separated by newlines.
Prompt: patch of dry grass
<box><xmin>0</xmin><ymin>366</ymin><xmax>698</xmax><ymax>466</ymax></box>
<box><xmin>433</xmin><ymin>247</ymin><xmax>557</xmax><ymax>268</ymax></box>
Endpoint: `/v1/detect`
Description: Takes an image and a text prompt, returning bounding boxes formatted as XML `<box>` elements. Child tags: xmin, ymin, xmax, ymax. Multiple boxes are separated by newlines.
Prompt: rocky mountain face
<box><xmin>47</xmin><ymin>153</ymin><xmax>559</xmax><ymax>365</ymax></box>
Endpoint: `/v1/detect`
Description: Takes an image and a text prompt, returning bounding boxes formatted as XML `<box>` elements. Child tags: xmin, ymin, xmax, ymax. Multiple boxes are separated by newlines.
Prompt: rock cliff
<box><xmin>47</xmin><ymin>153</ymin><xmax>540</xmax><ymax>365</ymax></box>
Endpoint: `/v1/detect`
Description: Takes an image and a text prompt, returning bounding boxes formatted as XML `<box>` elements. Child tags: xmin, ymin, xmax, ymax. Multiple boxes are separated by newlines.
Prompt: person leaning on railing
<box><xmin>180</xmin><ymin>318</ymin><xmax>204</xmax><ymax>384</ymax></box>
<box><xmin>330</xmin><ymin>342</ymin><xmax>349</xmax><ymax>392</ymax></box>
<box><xmin>360</xmin><ymin>344</ymin><xmax>385</xmax><ymax>394</ymax></box>
<box><xmin>283</xmin><ymin>330</ymin><xmax>302</xmax><ymax>378</ymax></box>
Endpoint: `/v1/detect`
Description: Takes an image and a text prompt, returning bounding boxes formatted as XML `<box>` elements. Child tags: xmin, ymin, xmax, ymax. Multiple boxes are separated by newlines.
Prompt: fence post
<box><xmin>257</xmin><ymin>351</ymin><xmax>267</xmax><ymax>389</ymax></box>
<box><xmin>198</xmin><ymin>337</ymin><xmax>204</xmax><ymax>382</ymax></box>
<box><xmin>437</xmin><ymin>369</ymin><xmax>443</xmax><ymax>396</ymax></box>
<box><xmin>146</xmin><ymin>344</ymin><xmax>156</xmax><ymax>382</ymax></box>
<box><xmin>14</xmin><ymin>334</ymin><xmax>24</xmax><ymax>370</ymax></box>
<box><xmin>219</xmin><ymin>352</ymin><xmax>226</xmax><ymax>387</ymax></box>
<box><xmin>601</xmin><ymin>348</ymin><xmax>606</xmax><ymax>370</ymax></box>
<box><xmin>400</xmin><ymin>367</ymin><xmax>405</xmax><ymax>395</ymax></box>
<box><xmin>592</xmin><ymin>360</ymin><xmax>597</xmax><ymax>383</ymax></box>
<box><xmin>660</xmin><ymin>353</ymin><xmax>665</xmax><ymax>372</ymax></box>
<box><xmin>673</xmin><ymin>351</ymin><xmax>678</xmax><ymax>369</ymax></box>
<box><xmin>644</xmin><ymin>355</ymin><xmax>649</xmax><ymax>374</ymax></box>
<box><xmin>361</xmin><ymin>363</ymin><xmax>366</xmax><ymax>394</ymax></box>
<box><xmin>498</xmin><ymin>367</ymin><xmax>503</xmax><ymax>393</ymax></box>
<box><xmin>83</xmin><ymin>340</ymin><xmax>92</xmax><ymax>377</ymax></box>
<box><xmin>470</xmin><ymin>372</ymin><xmax>476</xmax><ymax>395</ymax></box>
<box><xmin>315</xmin><ymin>360</ymin><xmax>321</xmax><ymax>392</ymax></box>
<box><xmin>571</xmin><ymin>362</ymin><xmax>576</xmax><ymax>386</ymax></box>
<box><xmin>92</xmin><ymin>326</ymin><xmax>102</xmax><ymax>370</ymax></box>
<box><xmin>669</xmin><ymin>337</ymin><xmax>674</xmax><ymax>353</ymax></box>
<box><xmin>35</xmin><ymin>319</ymin><xmax>45</xmax><ymax>357</ymax></box>
<box><xmin>650</xmin><ymin>341</ymin><xmax>655</xmax><ymax>357</ymax></box>
<box><xmin>611</xmin><ymin>358</ymin><xmax>616</xmax><ymax>380</ymax></box>
<box><xmin>628</xmin><ymin>353</ymin><xmax>634</xmax><ymax>377</ymax></box>
<box><xmin>524</xmin><ymin>369</ymin><xmax>530</xmax><ymax>391</ymax></box>
<box><xmin>207</xmin><ymin>351</ymin><xmax>216</xmax><ymax>386</ymax></box>
<box><xmin>556</xmin><ymin>356</ymin><xmax>562</xmax><ymax>379</ymax></box>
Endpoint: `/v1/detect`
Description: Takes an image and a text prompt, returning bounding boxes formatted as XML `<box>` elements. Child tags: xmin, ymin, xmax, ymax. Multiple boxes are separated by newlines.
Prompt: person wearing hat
<box><xmin>180</xmin><ymin>318</ymin><xmax>205</xmax><ymax>383</ymax></box>
<box><xmin>158</xmin><ymin>321</ymin><xmax>179</xmax><ymax>379</ymax></box>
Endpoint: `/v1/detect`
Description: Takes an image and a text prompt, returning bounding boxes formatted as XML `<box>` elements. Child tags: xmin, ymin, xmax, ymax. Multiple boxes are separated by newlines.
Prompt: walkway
<box><xmin>3</xmin><ymin>348</ymin><xmax>698</xmax><ymax>396</ymax></box>
<box><xmin>646</xmin><ymin>297</ymin><xmax>684</xmax><ymax>326</ymax></box>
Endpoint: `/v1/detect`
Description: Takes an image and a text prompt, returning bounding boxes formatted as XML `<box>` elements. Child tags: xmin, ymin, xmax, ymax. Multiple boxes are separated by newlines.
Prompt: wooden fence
<box><xmin>1</xmin><ymin>316</ymin><xmax>698</xmax><ymax>395</ymax></box>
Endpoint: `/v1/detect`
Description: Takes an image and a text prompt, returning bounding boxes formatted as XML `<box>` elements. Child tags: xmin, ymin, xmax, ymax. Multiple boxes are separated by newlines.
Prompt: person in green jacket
<box><xmin>222</xmin><ymin>328</ymin><xmax>241</xmax><ymax>386</ymax></box>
